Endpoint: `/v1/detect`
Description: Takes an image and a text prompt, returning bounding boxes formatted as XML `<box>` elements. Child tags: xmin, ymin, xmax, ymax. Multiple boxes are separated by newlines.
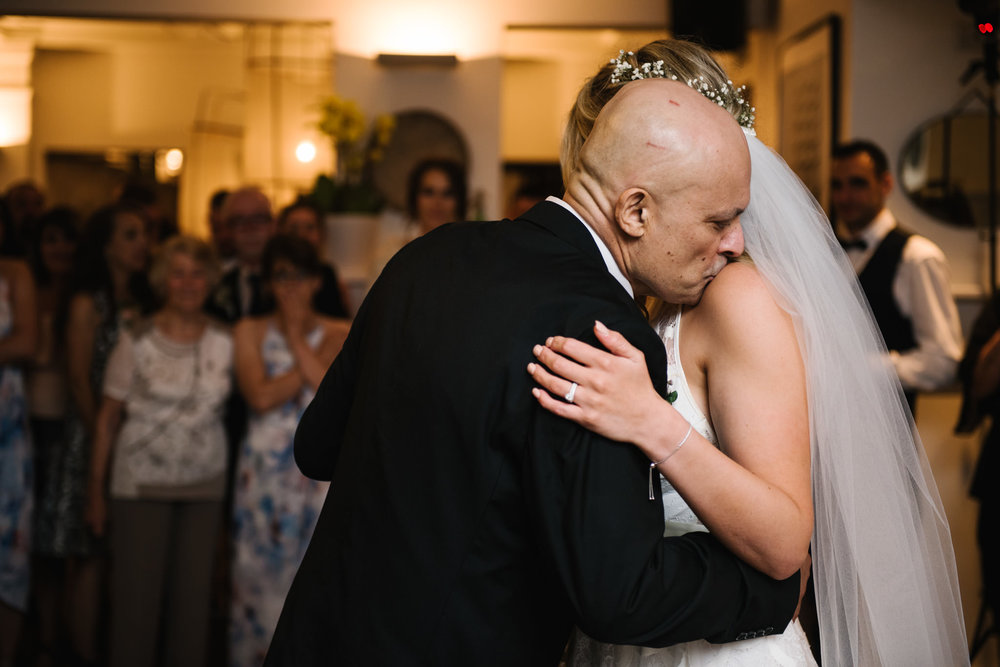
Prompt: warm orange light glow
<box><xmin>0</xmin><ymin>87</ymin><xmax>31</xmax><ymax>147</ymax></box>
<box><xmin>295</xmin><ymin>140</ymin><xmax>317</xmax><ymax>163</ymax></box>
<box><xmin>336</xmin><ymin>1</ymin><xmax>501</xmax><ymax>59</ymax></box>
<box><xmin>164</xmin><ymin>148</ymin><xmax>184</xmax><ymax>171</ymax></box>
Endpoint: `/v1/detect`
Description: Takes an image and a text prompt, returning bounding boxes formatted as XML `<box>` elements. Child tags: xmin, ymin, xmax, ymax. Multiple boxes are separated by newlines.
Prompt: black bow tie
<box><xmin>839</xmin><ymin>238</ymin><xmax>868</xmax><ymax>252</ymax></box>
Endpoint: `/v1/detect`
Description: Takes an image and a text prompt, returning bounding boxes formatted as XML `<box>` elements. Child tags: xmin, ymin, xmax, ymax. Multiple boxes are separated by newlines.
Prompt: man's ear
<box><xmin>615</xmin><ymin>188</ymin><xmax>648</xmax><ymax>239</ymax></box>
<box><xmin>880</xmin><ymin>170</ymin><xmax>894</xmax><ymax>197</ymax></box>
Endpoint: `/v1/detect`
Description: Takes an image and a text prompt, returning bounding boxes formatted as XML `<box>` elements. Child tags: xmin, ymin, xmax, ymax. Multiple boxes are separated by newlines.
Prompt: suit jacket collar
<box><xmin>517</xmin><ymin>200</ymin><xmax>604</xmax><ymax>264</ymax></box>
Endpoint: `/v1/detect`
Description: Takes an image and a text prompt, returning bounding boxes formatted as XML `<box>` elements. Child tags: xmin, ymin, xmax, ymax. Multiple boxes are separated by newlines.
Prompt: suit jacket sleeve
<box><xmin>293</xmin><ymin>291</ymin><xmax>367</xmax><ymax>480</ymax></box>
<box><xmin>525</xmin><ymin>312</ymin><xmax>800</xmax><ymax>646</ymax></box>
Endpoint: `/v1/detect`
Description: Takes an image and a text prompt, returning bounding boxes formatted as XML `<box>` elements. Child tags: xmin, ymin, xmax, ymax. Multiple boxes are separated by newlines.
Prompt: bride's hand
<box><xmin>527</xmin><ymin>320</ymin><xmax>670</xmax><ymax>446</ymax></box>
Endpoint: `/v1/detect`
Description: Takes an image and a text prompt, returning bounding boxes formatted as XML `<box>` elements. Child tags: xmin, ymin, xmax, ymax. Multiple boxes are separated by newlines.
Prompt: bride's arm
<box><xmin>529</xmin><ymin>264</ymin><xmax>811</xmax><ymax>580</ymax></box>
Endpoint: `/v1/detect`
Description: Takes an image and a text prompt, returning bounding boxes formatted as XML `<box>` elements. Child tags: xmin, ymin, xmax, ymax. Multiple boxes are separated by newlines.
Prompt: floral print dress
<box><xmin>0</xmin><ymin>274</ymin><xmax>32</xmax><ymax>611</ymax></box>
<box><xmin>229</xmin><ymin>323</ymin><xmax>329</xmax><ymax>667</ymax></box>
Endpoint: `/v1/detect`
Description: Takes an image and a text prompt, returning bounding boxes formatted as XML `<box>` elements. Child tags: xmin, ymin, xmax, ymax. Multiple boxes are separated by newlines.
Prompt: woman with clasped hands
<box><xmin>229</xmin><ymin>234</ymin><xmax>350</xmax><ymax>667</ymax></box>
<box><xmin>85</xmin><ymin>236</ymin><xmax>232</xmax><ymax>667</ymax></box>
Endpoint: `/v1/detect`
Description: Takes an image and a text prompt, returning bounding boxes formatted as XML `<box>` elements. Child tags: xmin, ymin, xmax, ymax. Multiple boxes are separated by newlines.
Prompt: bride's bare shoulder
<box><xmin>700</xmin><ymin>261</ymin><xmax>775</xmax><ymax>311</ymax></box>
<box><xmin>687</xmin><ymin>260</ymin><xmax>794</xmax><ymax>347</ymax></box>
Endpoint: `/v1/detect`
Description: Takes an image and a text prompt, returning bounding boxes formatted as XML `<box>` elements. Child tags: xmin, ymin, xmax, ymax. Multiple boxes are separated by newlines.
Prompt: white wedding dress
<box><xmin>566</xmin><ymin>306</ymin><xmax>817</xmax><ymax>667</ymax></box>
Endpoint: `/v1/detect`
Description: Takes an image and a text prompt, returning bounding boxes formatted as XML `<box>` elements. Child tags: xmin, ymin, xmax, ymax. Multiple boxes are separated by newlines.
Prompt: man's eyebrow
<box><xmin>708</xmin><ymin>206</ymin><xmax>745</xmax><ymax>221</ymax></box>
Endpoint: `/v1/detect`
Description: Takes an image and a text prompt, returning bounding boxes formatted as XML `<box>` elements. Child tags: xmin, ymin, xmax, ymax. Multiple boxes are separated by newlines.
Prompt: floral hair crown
<box><xmin>609</xmin><ymin>50</ymin><xmax>756</xmax><ymax>131</ymax></box>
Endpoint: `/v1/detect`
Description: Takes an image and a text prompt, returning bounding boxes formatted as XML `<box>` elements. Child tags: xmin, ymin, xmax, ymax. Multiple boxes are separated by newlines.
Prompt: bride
<box><xmin>528</xmin><ymin>42</ymin><xmax>969</xmax><ymax>666</ymax></box>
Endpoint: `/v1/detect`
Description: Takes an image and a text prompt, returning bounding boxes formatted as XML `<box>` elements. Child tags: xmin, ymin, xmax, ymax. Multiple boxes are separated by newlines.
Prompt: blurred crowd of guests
<box><xmin>0</xmin><ymin>177</ymin><xmax>364</xmax><ymax>667</ymax></box>
<box><xmin>0</xmin><ymin>154</ymin><xmax>497</xmax><ymax>667</ymax></box>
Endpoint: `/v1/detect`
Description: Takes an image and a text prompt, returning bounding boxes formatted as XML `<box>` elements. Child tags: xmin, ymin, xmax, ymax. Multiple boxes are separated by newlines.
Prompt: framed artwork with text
<box><xmin>779</xmin><ymin>15</ymin><xmax>841</xmax><ymax>209</ymax></box>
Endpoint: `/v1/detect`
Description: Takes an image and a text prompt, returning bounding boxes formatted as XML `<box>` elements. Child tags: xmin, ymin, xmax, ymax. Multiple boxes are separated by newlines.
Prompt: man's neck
<box><xmin>553</xmin><ymin>194</ymin><xmax>635</xmax><ymax>298</ymax></box>
<box><xmin>841</xmin><ymin>208</ymin><xmax>889</xmax><ymax>239</ymax></box>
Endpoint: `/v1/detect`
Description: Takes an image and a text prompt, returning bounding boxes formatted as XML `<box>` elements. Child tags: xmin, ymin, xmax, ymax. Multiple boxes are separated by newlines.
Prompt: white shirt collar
<box><xmin>545</xmin><ymin>196</ymin><xmax>634</xmax><ymax>298</ymax></box>
<box><xmin>840</xmin><ymin>207</ymin><xmax>895</xmax><ymax>245</ymax></box>
<box><xmin>859</xmin><ymin>208</ymin><xmax>896</xmax><ymax>246</ymax></box>
<box><xmin>838</xmin><ymin>208</ymin><xmax>897</xmax><ymax>274</ymax></box>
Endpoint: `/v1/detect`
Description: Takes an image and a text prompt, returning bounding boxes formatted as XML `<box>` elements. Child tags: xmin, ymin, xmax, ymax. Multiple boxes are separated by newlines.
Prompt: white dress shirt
<box><xmin>839</xmin><ymin>208</ymin><xmax>963</xmax><ymax>392</ymax></box>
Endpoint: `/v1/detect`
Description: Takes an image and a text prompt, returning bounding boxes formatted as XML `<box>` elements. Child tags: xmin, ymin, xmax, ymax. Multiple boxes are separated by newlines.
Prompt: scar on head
<box><xmin>669</xmin><ymin>100</ymin><xmax>680</xmax><ymax>106</ymax></box>
<box><xmin>646</xmin><ymin>141</ymin><xmax>667</xmax><ymax>150</ymax></box>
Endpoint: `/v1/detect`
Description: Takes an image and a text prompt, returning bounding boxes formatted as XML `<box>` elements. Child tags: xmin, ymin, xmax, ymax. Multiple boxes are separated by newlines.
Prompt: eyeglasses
<box><xmin>270</xmin><ymin>270</ymin><xmax>313</xmax><ymax>284</ymax></box>
<box><xmin>228</xmin><ymin>213</ymin><xmax>272</xmax><ymax>228</ymax></box>
<box><xmin>418</xmin><ymin>186</ymin><xmax>455</xmax><ymax>198</ymax></box>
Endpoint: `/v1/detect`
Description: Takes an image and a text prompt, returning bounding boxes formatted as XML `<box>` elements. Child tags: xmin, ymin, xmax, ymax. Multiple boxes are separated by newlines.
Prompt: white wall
<box><xmin>500</xmin><ymin>29</ymin><xmax>671</xmax><ymax>165</ymax></box>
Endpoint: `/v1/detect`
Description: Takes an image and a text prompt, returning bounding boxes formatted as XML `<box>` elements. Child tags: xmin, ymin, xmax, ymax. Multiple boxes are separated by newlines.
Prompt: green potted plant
<box><xmin>311</xmin><ymin>94</ymin><xmax>396</xmax><ymax>213</ymax></box>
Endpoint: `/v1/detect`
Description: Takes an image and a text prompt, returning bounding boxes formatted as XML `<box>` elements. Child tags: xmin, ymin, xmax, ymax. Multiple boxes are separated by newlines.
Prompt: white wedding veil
<box><xmin>740</xmin><ymin>133</ymin><xmax>969</xmax><ymax>665</ymax></box>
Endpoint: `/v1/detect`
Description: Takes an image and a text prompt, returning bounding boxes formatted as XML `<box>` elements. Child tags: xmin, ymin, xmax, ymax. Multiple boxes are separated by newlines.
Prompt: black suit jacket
<box><xmin>265</xmin><ymin>202</ymin><xmax>798</xmax><ymax>666</ymax></box>
<box><xmin>205</xmin><ymin>265</ymin><xmax>274</xmax><ymax>324</ymax></box>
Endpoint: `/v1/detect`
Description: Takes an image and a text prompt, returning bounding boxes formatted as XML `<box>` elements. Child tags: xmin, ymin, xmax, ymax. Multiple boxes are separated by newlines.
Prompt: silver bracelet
<box><xmin>648</xmin><ymin>423</ymin><xmax>693</xmax><ymax>501</ymax></box>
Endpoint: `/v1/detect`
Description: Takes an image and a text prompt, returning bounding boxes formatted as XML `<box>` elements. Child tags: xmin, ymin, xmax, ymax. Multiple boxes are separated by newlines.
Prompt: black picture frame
<box><xmin>779</xmin><ymin>14</ymin><xmax>842</xmax><ymax>207</ymax></box>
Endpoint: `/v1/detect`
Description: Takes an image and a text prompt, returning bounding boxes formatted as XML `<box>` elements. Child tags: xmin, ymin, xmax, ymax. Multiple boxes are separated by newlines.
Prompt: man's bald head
<box><xmin>565</xmin><ymin>78</ymin><xmax>750</xmax><ymax>305</ymax></box>
<box><xmin>578</xmin><ymin>78</ymin><xmax>747</xmax><ymax>199</ymax></box>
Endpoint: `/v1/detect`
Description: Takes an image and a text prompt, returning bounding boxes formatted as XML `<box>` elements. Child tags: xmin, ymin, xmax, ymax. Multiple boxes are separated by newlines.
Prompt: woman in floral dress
<box><xmin>229</xmin><ymin>235</ymin><xmax>349</xmax><ymax>667</ymax></box>
<box><xmin>0</xmin><ymin>211</ymin><xmax>37</xmax><ymax>666</ymax></box>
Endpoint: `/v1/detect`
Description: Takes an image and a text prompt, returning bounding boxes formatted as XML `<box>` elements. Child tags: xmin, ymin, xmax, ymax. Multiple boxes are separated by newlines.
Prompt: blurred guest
<box><xmin>406</xmin><ymin>158</ymin><xmax>467</xmax><ymax>237</ymax></box>
<box><xmin>277</xmin><ymin>198</ymin><xmax>350</xmax><ymax>317</ymax></box>
<box><xmin>24</xmin><ymin>207</ymin><xmax>78</xmax><ymax>666</ymax></box>
<box><xmin>209</xmin><ymin>189</ymin><xmax>236</xmax><ymax>270</ymax></box>
<box><xmin>0</xmin><ymin>206</ymin><xmax>15</xmax><ymax>258</ymax></box>
<box><xmin>229</xmin><ymin>235</ymin><xmax>348</xmax><ymax>667</ymax></box>
<box><xmin>505</xmin><ymin>181</ymin><xmax>556</xmax><ymax>220</ymax></box>
<box><xmin>0</xmin><ymin>213</ymin><xmax>37</xmax><ymax>667</ymax></box>
<box><xmin>206</xmin><ymin>187</ymin><xmax>276</xmax><ymax>323</ymax></box>
<box><xmin>86</xmin><ymin>236</ymin><xmax>230</xmax><ymax>667</ymax></box>
<box><xmin>118</xmin><ymin>180</ymin><xmax>177</xmax><ymax>250</ymax></box>
<box><xmin>204</xmin><ymin>187</ymin><xmax>277</xmax><ymax>537</ymax></box>
<box><xmin>1</xmin><ymin>180</ymin><xmax>45</xmax><ymax>257</ymax></box>
<box><xmin>831</xmin><ymin>140</ymin><xmax>963</xmax><ymax>414</ymax></box>
<box><xmin>956</xmin><ymin>292</ymin><xmax>1000</xmax><ymax>648</ymax></box>
<box><xmin>58</xmin><ymin>203</ymin><xmax>154</xmax><ymax>665</ymax></box>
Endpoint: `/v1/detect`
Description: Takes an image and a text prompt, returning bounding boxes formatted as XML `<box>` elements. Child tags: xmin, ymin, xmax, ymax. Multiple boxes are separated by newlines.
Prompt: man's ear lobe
<box><xmin>615</xmin><ymin>188</ymin><xmax>648</xmax><ymax>239</ymax></box>
<box><xmin>881</xmin><ymin>171</ymin><xmax>894</xmax><ymax>196</ymax></box>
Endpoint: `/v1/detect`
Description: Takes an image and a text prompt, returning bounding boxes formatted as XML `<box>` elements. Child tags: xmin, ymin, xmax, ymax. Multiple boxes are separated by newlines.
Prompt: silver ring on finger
<box><xmin>565</xmin><ymin>382</ymin><xmax>578</xmax><ymax>404</ymax></box>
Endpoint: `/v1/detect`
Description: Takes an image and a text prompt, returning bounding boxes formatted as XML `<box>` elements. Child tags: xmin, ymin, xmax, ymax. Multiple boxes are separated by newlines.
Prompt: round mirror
<box><xmin>899</xmin><ymin>112</ymin><xmax>996</xmax><ymax>228</ymax></box>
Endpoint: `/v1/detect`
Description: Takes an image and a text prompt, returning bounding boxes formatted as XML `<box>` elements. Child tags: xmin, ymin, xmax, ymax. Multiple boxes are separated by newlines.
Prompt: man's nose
<box><xmin>720</xmin><ymin>220</ymin><xmax>745</xmax><ymax>258</ymax></box>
